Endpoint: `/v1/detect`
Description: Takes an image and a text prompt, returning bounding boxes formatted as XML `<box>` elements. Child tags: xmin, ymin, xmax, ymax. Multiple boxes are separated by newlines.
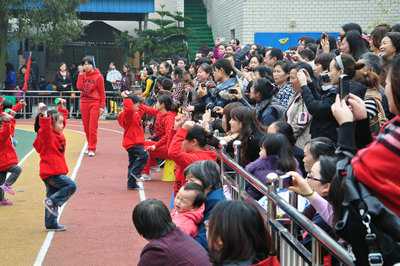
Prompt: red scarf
<box><xmin>352</xmin><ymin>116</ymin><xmax>400</xmax><ymax>216</ymax></box>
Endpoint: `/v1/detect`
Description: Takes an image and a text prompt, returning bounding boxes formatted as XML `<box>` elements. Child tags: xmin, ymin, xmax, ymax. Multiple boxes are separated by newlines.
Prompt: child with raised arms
<box><xmin>33</xmin><ymin>101</ymin><xmax>77</xmax><ymax>231</ymax></box>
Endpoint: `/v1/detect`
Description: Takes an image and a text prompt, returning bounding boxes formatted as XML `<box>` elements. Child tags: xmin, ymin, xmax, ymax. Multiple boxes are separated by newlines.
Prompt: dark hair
<box><xmin>161</xmin><ymin>78</ymin><xmax>173</xmax><ymax>91</ymax></box>
<box><xmin>230</xmin><ymin>106</ymin><xmax>266</xmax><ymax>165</ymax></box>
<box><xmin>318</xmin><ymin>156</ymin><xmax>337</xmax><ymax>184</ymax></box>
<box><xmin>185</xmin><ymin>125</ymin><xmax>213</xmax><ymax>147</ymax></box>
<box><xmin>341</xmin><ymin>30</ymin><xmax>368</xmax><ymax>60</ymax></box>
<box><xmin>305</xmin><ymin>43</ymin><xmax>318</xmax><ymax>55</ymax></box>
<box><xmin>315</xmin><ymin>53</ymin><xmax>335</xmax><ymax>71</ymax></box>
<box><xmin>391</xmin><ymin>23</ymin><xmax>400</xmax><ymax>33</ymax></box>
<box><xmin>289</xmin><ymin>61</ymin><xmax>315</xmax><ymax>82</ymax></box>
<box><xmin>305</xmin><ymin>137</ymin><xmax>336</xmax><ymax>161</ymax></box>
<box><xmin>208</xmin><ymin>200</ymin><xmax>274</xmax><ymax>265</ymax></box>
<box><xmin>253</xmin><ymin>78</ymin><xmax>276</xmax><ymax>101</ymax></box>
<box><xmin>1</xmin><ymin>99</ymin><xmax>12</xmax><ymax>109</ymax></box>
<box><xmin>196</xmin><ymin>57</ymin><xmax>212</xmax><ymax>66</ymax></box>
<box><xmin>387</xmin><ymin>54</ymin><xmax>400</xmax><ymax>113</ymax></box>
<box><xmin>299</xmin><ymin>49</ymin><xmax>315</xmax><ymax>61</ymax></box>
<box><xmin>123</xmin><ymin>64</ymin><xmax>132</xmax><ymax>73</ymax></box>
<box><xmin>198</xmin><ymin>63</ymin><xmax>212</xmax><ymax>74</ymax></box>
<box><xmin>183</xmin><ymin>160</ymin><xmax>222</xmax><ymax>191</ymax></box>
<box><xmin>274</xmin><ymin>60</ymin><xmax>291</xmax><ymax>74</ymax></box>
<box><xmin>5</xmin><ymin>63</ymin><xmax>15</xmax><ymax>72</ymax></box>
<box><xmin>213</xmin><ymin>58</ymin><xmax>236</xmax><ymax>78</ymax></box>
<box><xmin>223</xmin><ymin>52</ymin><xmax>234</xmax><ymax>59</ymax></box>
<box><xmin>222</xmin><ymin>102</ymin><xmax>243</xmax><ymax>133</ymax></box>
<box><xmin>181</xmin><ymin>182</ymin><xmax>206</xmax><ymax>208</ymax></box>
<box><xmin>127</xmin><ymin>94</ymin><xmax>141</xmax><ymax>104</ymax></box>
<box><xmin>371</xmin><ymin>26</ymin><xmax>390</xmax><ymax>50</ymax></box>
<box><xmin>249</xmin><ymin>54</ymin><xmax>263</xmax><ymax>65</ymax></box>
<box><xmin>157</xmin><ymin>94</ymin><xmax>178</xmax><ymax>112</ymax></box>
<box><xmin>302</xmin><ymin>36</ymin><xmax>317</xmax><ymax>45</ymax></box>
<box><xmin>82</xmin><ymin>56</ymin><xmax>94</xmax><ymax>66</ymax></box>
<box><xmin>269</xmin><ymin>121</ymin><xmax>296</xmax><ymax>145</ymax></box>
<box><xmin>177</xmin><ymin>57</ymin><xmax>189</xmax><ymax>71</ymax></box>
<box><xmin>383</xmin><ymin>32</ymin><xmax>400</xmax><ymax>54</ymax></box>
<box><xmin>261</xmin><ymin>133</ymin><xmax>297</xmax><ymax>172</ymax></box>
<box><xmin>333</xmin><ymin>54</ymin><xmax>359</xmax><ymax>79</ymax></box>
<box><xmin>361</xmin><ymin>52</ymin><xmax>383</xmax><ymax>75</ymax></box>
<box><xmin>358</xmin><ymin>71</ymin><xmax>380</xmax><ymax>91</ymax></box>
<box><xmin>230</xmin><ymin>38</ymin><xmax>240</xmax><ymax>46</ymax></box>
<box><xmin>34</xmin><ymin>109</ymin><xmax>63</xmax><ymax>133</ymax></box>
<box><xmin>57</xmin><ymin>62</ymin><xmax>70</xmax><ymax>79</ymax></box>
<box><xmin>253</xmin><ymin>66</ymin><xmax>274</xmax><ymax>82</ymax></box>
<box><xmin>132</xmin><ymin>198</ymin><xmax>176</xmax><ymax>239</ymax></box>
<box><xmin>342</xmin><ymin>22</ymin><xmax>362</xmax><ymax>35</ymax></box>
<box><xmin>173</xmin><ymin>67</ymin><xmax>193</xmax><ymax>85</ymax></box>
<box><xmin>267</xmin><ymin>48</ymin><xmax>283</xmax><ymax>61</ymax></box>
<box><xmin>143</xmin><ymin>65</ymin><xmax>153</xmax><ymax>76</ymax></box>
<box><xmin>165</xmin><ymin>57</ymin><xmax>175</xmax><ymax>65</ymax></box>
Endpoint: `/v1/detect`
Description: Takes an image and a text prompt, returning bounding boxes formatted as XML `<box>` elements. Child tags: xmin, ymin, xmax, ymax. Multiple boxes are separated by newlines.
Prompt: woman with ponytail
<box><xmin>140</xmin><ymin>94</ymin><xmax>178</xmax><ymax>181</ymax></box>
<box><xmin>246</xmin><ymin>133</ymin><xmax>300</xmax><ymax>200</ymax></box>
<box><xmin>201</xmin><ymin>58</ymin><xmax>241</xmax><ymax>112</ymax></box>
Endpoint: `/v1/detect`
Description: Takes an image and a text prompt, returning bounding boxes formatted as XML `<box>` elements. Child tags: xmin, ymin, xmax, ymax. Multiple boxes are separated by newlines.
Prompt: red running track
<box><xmin>42</xmin><ymin>120</ymin><xmax>174</xmax><ymax>266</ymax></box>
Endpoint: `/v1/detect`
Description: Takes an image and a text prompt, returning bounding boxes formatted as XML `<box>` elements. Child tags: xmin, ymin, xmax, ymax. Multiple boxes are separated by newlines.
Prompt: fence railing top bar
<box><xmin>212</xmin><ymin>147</ymin><xmax>354</xmax><ymax>265</ymax></box>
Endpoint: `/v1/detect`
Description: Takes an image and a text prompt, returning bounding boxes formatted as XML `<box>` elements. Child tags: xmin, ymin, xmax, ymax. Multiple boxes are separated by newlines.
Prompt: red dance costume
<box><xmin>0</xmin><ymin>122</ymin><xmax>18</xmax><ymax>172</ymax></box>
<box><xmin>33</xmin><ymin>108</ymin><xmax>69</xmax><ymax>179</ymax></box>
<box><xmin>141</xmin><ymin>105</ymin><xmax>176</xmax><ymax>174</ymax></box>
<box><xmin>168</xmin><ymin>128</ymin><xmax>217</xmax><ymax>196</ymax></box>
<box><xmin>118</xmin><ymin>99</ymin><xmax>146</xmax><ymax>149</ymax></box>
<box><xmin>76</xmin><ymin>69</ymin><xmax>106</xmax><ymax>152</ymax></box>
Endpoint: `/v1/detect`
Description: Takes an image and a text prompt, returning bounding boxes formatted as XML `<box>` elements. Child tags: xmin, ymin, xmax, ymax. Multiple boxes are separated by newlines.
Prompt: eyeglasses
<box><xmin>306</xmin><ymin>173</ymin><xmax>323</xmax><ymax>183</ymax></box>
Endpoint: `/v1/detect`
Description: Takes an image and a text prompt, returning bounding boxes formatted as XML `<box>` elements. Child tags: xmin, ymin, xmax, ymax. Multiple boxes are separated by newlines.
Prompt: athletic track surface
<box><xmin>0</xmin><ymin>119</ymin><xmax>173</xmax><ymax>265</ymax></box>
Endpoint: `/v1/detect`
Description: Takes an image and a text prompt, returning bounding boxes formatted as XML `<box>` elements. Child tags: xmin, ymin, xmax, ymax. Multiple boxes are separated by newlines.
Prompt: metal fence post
<box><xmin>218</xmin><ymin>140</ymin><xmax>227</xmax><ymax>185</ymax></box>
<box><xmin>233</xmin><ymin>140</ymin><xmax>243</xmax><ymax>200</ymax></box>
<box><xmin>312</xmin><ymin>238</ymin><xmax>322</xmax><ymax>266</ymax></box>
<box><xmin>289</xmin><ymin>190</ymin><xmax>298</xmax><ymax>236</ymax></box>
<box><xmin>266</xmin><ymin>173</ymin><xmax>278</xmax><ymax>221</ymax></box>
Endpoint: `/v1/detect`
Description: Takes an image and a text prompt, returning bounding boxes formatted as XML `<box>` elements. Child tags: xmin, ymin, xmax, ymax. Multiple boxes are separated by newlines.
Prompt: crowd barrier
<box><xmin>213</xmin><ymin>140</ymin><xmax>354</xmax><ymax>266</ymax></box>
<box><xmin>0</xmin><ymin>90</ymin><xmax>124</xmax><ymax>119</ymax></box>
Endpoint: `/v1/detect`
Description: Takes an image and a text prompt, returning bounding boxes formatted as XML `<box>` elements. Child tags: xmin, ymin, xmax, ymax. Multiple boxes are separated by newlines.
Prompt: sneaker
<box><xmin>46</xmin><ymin>225</ymin><xmax>67</xmax><ymax>232</ymax></box>
<box><xmin>150</xmin><ymin>165</ymin><xmax>161</xmax><ymax>173</ymax></box>
<box><xmin>88</xmin><ymin>151</ymin><xmax>95</xmax><ymax>157</ymax></box>
<box><xmin>127</xmin><ymin>185</ymin><xmax>143</xmax><ymax>190</ymax></box>
<box><xmin>0</xmin><ymin>198</ymin><xmax>13</xmax><ymax>206</ymax></box>
<box><xmin>0</xmin><ymin>184</ymin><xmax>15</xmax><ymax>195</ymax></box>
<box><xmin>43</xmin><ymin>199</ymin><xmax>58</xmax><ymax>217</ymax></box>
<box><xmin>139</xmin><ymin>174</ymin><xmax>152</xmax><ymax>182</ymax></box>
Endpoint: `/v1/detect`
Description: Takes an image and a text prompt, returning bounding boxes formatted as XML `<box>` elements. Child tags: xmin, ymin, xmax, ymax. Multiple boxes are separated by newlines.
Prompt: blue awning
<box><xmin>77</xmin><ymin>0</ymin><xmax>154</xmax><ymax>14</ymax></box>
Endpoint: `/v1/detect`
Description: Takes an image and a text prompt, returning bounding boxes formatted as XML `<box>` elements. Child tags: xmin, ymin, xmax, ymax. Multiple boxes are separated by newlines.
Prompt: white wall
<box><xmin>204</xmin><ymin>0</ymin><xmax>400</xmax><ymax>45</ymax></box>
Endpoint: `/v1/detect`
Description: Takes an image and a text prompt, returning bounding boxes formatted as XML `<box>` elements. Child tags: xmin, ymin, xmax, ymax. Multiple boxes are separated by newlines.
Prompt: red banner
<box><xmin>22</xmin><ymin>52</ymin><xmax>31</xmax><ymax>92</ymax></box>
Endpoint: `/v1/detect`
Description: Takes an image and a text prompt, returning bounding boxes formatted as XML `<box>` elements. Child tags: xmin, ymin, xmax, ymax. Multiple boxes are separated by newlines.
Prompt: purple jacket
<box><xmin>138</xmin><ymin>227</ymin><xmax>211</xmax><ymax>266</ymax></box>
<box><xmin>245</xmin><ymin>155</ymin><xmax>302</xmax><ymax>200</ymax></box>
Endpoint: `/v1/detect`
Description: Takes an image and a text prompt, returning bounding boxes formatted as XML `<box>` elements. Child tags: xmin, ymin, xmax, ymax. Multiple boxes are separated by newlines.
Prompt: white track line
<box><xmin>34</xmin><ymin>141</ymin><xmax>88</xmax><ymax>266</ymax></box>
<box><xmin>32</xmin><ymin>123</ymin><xmax>145</xmax><ymax>265</ymax></box>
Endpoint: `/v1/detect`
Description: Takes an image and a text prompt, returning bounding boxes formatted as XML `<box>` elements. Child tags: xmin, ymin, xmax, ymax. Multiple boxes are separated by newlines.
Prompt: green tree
<box><xmin>369</xmin><ymin>0</ymin><xmax>400</xmax><ymax>30</ymax></box>
<box><xmin>0</xmin><ymin>0</ymin><xmax>84</xmax><ymax>88</ymax></box>
<box><xmin>115</xmin><ymin>5</ymin><xmax>194</xmax><ymax>66</ymax></box>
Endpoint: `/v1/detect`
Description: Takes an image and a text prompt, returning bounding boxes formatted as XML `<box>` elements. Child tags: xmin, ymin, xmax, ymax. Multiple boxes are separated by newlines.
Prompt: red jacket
<box><xmin>33</xmin><ymin>108</ymin><xmax>69</xmax><ymax>179</ymax></box>
<box><xmin>77</xmin><ymin>68</ymin><xmax>106</xmax><ymax>108</ymax></box>
<box><xmin>168</xmin><ymin>128</ymin><xmax>217</xmax><ymax>195</ymax></box>
<box><xmin>171</xmin><ymin>203</ymin><xmax>205</xmax><ymax>237</ymax></box>
<box><xmin>10</xmin><ymin>102</ymin><xmax>24</xmax><ymax>137</ymax></box>
<box><xmin>0</xmin><ymin>122</ymin><xmax>18</xmax><ymax>171</ymax></box>
<box><xmin>118</xmin><ymin>99</ymin><xmax>145</xmax><ymax>150</ymax></box>
<box><xmin>141</xmin><ymin>105</ymin><xmax>176</xmax><ymax>149</ymax></box>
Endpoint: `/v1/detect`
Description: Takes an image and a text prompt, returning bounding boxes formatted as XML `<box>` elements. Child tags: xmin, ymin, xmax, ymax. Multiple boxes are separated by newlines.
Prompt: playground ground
<box><xmin>0</xmin><ymin>119</ymin><xmax>173</xmax><ymax>265</ymax></box>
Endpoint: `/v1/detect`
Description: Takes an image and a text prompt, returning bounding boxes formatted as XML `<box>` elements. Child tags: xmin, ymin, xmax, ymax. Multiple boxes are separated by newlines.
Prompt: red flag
<box><xmin>22</xmin><ymin>52</ymin><xmax>31</xmax><ymax>92</ymax></box>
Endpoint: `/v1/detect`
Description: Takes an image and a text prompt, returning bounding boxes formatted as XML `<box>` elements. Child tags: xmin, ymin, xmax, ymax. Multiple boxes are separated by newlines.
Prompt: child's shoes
<box><xmin>0</xmin><ymin>184</ymin><xmax>15</xmax><ymax>195</ymax></box>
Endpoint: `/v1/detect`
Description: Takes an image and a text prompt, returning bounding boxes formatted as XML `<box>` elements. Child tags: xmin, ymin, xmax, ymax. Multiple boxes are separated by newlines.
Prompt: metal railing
<box><xmin>0</xmin><ymin>90</ymin><xmax>124</xmax><ymax>119</ymax></box>
<box><xmin>213</xmin><ymin>140</ymin><xmax>354</xmax><ymax>266</ymax></box>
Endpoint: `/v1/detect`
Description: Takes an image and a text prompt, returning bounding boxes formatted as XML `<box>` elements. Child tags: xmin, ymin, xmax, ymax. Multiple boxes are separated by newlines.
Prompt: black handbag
<box><xmin>335</xmin><ymin>150</ymin><xmax>400</xmax><ymax>265</ymax></box>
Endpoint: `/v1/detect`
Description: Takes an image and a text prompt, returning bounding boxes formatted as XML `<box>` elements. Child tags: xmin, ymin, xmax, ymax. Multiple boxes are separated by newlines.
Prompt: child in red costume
<box><xmin>0</xmin><ymin>113</ymin><xmax>22</xmax><ymax>206</ymax></box>
<box><xmin>168</xmin><ymin>114</ymin><xmax>217</xmax><ymax>196</ymax></box>
<box><xmin>76</xmin><ymin>56</ymin><xmax>106</xmax><ymax>157</ymax></box>
<box><xmin>141</xmin><ymin>94</ymin><xmax>177</xmax><ymax>181</ymax></box>
<box><xmin>33</xmin><ymin>102</ymin><xmax>77</xmax><ymax>231</ymax></box>
<box><xmin>171</xmin><ymin>182</ymin><xmax>206</xmax><ymax>237</ymax></box>
<box><xmin>118</xmin><ymin>91</ymin><xmax>149</xmax><ymax>190</ymax></box>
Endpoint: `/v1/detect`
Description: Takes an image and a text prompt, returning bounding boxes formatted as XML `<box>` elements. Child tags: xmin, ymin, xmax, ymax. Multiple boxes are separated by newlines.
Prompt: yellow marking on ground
<box><xmin>0</xmin><ymin>125</ymin><xmax>86</xmax><ymax>265</ymax></box>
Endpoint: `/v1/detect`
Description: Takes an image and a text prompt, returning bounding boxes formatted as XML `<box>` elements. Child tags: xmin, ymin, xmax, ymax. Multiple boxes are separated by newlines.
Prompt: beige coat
<box><xmin>285</xmin><ymin>92</ymin><xmax>312</xmax><ymax>149</ymax></box>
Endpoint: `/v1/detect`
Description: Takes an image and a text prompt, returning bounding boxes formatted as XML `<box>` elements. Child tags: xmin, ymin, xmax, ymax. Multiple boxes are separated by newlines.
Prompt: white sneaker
<box><xmin>88</xmin><ymin>151</ymin><xmax>95</xmax><ymax>157</ymax></box>
<box><xmin>139</xmin><ymin>174</ymin><xmax>152</xmax><ymax>182</ymax></box>
<box><xmin>150</xmin><ymin>165</ymin><xmax>161</xmax><ymax>173</ymax></box>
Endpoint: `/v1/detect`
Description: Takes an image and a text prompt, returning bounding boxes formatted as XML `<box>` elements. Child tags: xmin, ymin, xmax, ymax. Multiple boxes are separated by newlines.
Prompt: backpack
<box><xmin>335</xmin><ymin>149</ymin><xmax>400</xmax><ymax>265</ymax></box>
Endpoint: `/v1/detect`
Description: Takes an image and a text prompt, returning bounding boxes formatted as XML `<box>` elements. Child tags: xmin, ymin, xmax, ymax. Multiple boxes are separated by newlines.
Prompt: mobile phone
<box><xmin>278</xmin><ymin>174</ymin><xmax>293</xmax><ymax>189</ymax></box>
<box><xmin>297</xmin><ymin>112</ymin><xmax>308</xmax><ymax>125</ymax></box>
<box><xmin>322</xmin><ymin>32</ymin><xmax>328</xmax><ymax>40</ymax></box>
<box><xmin>339</xmin><ymin>74</ymin><xmax>350</xmax><ymax>100</ymax></box>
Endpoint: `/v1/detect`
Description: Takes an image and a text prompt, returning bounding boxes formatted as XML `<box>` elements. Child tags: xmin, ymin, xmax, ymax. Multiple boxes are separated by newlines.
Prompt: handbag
<box><xmin>335</xmin><ymin>149</ymin><xmax>400</xmax><ymax>265</ymax></box>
